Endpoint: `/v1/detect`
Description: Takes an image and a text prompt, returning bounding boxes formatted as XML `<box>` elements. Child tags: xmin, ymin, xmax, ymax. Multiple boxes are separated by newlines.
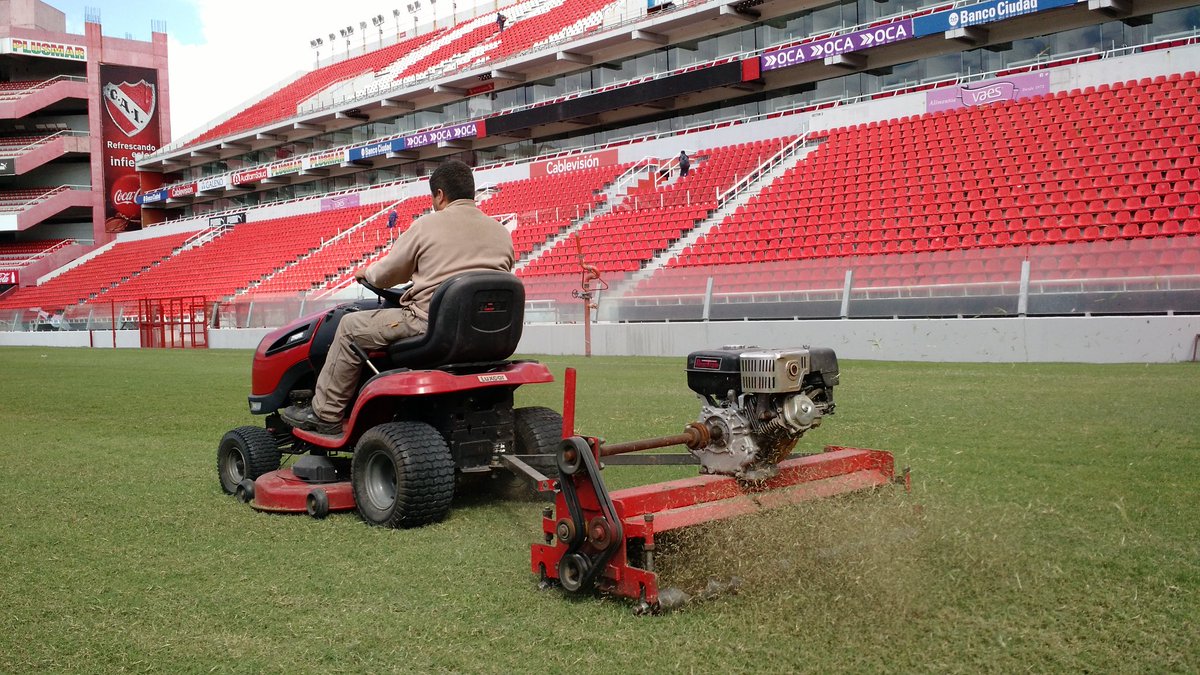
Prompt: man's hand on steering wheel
<box><xmin>357</xmin><ymin>273</ymin><xmax>410</xmax><ymax>306</ymax></box>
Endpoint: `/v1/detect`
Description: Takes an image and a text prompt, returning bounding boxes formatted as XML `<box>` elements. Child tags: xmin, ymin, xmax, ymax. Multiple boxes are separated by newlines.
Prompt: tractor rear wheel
<box><xmin>351</xmin><ymin>422</ymin><xmax>454</xmax><ymax>528</ymax></box>
<box><xmin>513</xmin><ymin>406</ymin><xmax>564</xmax><ymax>475</ymax></box>
<box><xmin>218</xmin><ymin>426</ymin><xmax>281</xmax><ymax>495</ymax></box>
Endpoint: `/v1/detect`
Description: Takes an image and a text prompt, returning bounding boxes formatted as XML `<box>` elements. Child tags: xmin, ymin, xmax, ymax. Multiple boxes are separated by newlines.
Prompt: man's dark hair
<box><xmin>429</xmin><ymin>160</ymin><xmax>475</xmax><ymax>202</ymax></box>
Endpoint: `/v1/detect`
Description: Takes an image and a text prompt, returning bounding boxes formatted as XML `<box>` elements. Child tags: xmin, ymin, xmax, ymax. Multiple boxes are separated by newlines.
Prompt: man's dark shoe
<box><xmin>281</xmin><ymin>405</ymin><xmax>342</xmax><ymax>436</ymax></box>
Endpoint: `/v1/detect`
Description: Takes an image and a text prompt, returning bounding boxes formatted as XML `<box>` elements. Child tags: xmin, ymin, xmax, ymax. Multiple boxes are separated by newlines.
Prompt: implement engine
<box><xmin>685</xmin><ymin>346</ymin><xmax>839</xmax><ymax>480</ymax></box>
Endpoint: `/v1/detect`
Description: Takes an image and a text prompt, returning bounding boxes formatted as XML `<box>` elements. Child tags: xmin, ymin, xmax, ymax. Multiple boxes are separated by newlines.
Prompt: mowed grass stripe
<box><xmin>0</xmin><ymin>347</ymin><xmax>1196</xmax><ymax>672</ymax></box>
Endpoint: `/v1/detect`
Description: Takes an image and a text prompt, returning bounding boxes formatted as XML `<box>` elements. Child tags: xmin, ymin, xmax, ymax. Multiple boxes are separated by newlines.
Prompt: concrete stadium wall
<box><xmin>0</xmin><ymin>329</ymin><xmax>140</xmax><ymax>348</ymax></box>
<box><xmin>516</xmin><ymin>316</ymin><xmax>1200</xmax><ymax>364</ymax></box>
<box><xmin>6</xmin><ymin>317</ymin><xmax>1196</xmax><ymax>364</ymax></box>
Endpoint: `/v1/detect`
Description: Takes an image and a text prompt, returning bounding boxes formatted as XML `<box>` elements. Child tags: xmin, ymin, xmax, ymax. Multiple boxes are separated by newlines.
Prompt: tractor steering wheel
<box><xmin>358</xmin><ymin>277</ymin><xmax>411</xmax><ymax>306</ymax></box>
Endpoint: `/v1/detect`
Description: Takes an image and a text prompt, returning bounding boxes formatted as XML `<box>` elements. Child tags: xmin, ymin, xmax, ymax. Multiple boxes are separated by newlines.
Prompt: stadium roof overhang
<box><xmin>136</xmin><ymin>0</ymin><xmax>782</xmax><ymax>174</ymax></box>
<box><xmin>137</xmin><ymin>0</ymin><xmax>1194</xmax><ymax>210</ymax></box>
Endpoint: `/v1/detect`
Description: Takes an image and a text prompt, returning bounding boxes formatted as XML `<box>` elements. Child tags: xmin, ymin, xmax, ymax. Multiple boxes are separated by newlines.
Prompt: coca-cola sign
<box><xmin>0</xmin><ymin>269</ymin><xmax>18</xmax><ymax>285</ymax></box>
<box><xmin>111</xmin><ymin>174</ymin><xmax>141</xmax><ymax>219</ymax></box>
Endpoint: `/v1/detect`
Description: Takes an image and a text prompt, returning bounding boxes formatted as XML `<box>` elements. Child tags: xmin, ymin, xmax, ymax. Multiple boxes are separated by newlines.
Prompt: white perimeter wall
<box><xmin>518</xmin><ymin>316</ymin><xmax>1200</xmax><ymax>363</ymax></box>
<box><xmin>5</xmin><ymin>316</ymin><xmax>1196</xmax><ymax>364</ymax></box>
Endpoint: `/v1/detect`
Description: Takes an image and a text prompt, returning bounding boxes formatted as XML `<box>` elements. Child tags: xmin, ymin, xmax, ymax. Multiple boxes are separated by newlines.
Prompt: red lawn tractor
<box><xmin>217</xmin><ymin>271</ymin><xmax>563</xmax><ymax>525</ymax></box>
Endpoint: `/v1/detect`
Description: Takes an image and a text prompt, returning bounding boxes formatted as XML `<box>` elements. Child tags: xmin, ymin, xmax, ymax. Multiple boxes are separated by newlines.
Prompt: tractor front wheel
<box><xmin>218</xmin><ymin>426</ymin><xmax>281</xmax><ymax>495</ymax></box>
<box><xmin>351</xmin><ymin>422</ymin><xmax>454</xmax><ymax>528</ymax></box>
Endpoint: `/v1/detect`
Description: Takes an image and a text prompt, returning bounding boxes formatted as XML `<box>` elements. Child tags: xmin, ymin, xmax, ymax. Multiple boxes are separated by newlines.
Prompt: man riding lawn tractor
<box><xmin>281</xmin><ymin>159</ymin><xmax>515</xmax><ymax>436</ymax></box>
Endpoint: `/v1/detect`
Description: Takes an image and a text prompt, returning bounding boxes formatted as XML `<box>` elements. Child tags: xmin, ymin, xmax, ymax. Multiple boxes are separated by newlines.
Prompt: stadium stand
<box><xmin>481</xmin><ymin>163</ymin><xmax>632</xmax><ymax>258</ymax></box>
<box><xmin>0</xmin><ymin>239</ymin><xmax>69</xmax><ymax>261</ymax></box>
<box><xmin>186</xmin><ymin>0</ymin><xmax>619</xmax><ymax>147</ymax></box>
<box><xmin>4</xmin><ymin>0</ymin><xmax>1199</xmax><ymax>335</ymax></box>
<box><xmin>0</xmin><ymin>79</ymin><xmax>54</xmax><ymax>101</ymax></box>
<box><xmin>0</xmin><ymin>233</ymin><xmax>191</xmax><ymax>312</ymax></box>
<box><xmin>90</xmin><ymin>205</ymin><xmax>383</xmax><ymax>306</ymax></box>
<box><xmin>0</xmin><ymin>187</ymin><xmax>69</xmax><ymax>211</ymax></box>
<box><xmin>248</xmin><ymin>196</ymin><xmax>433</xmax><ymax>296</ymax></box>
<box><xmin>639</xmin><ymin>73</ymin><xmax>1200</xmax><ymax>295</ymax></box>
<box><xmin>189</xmin><ymin>30</ymin><xmax>448</xmax><ymax>146</ymax></box>
<box><xmin>7</xmin><ymin>64</ymin><xmax>1197</xmax><ymax>317</ymax></box>
<box><xmin>0</xmin><ymin>133</ymin><xmax>56</xmax><ymax>157</ymax></box>
<box><xmin>519</xmin><ymin>139</ymin><xmax>788</xmax><ymax>278</ymax></box>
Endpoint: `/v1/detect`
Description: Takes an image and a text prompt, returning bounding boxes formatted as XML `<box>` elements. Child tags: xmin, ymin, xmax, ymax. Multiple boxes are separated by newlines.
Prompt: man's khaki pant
<box><xmin>311</xmin><ymin>307</ymin><xmax>426</xmax><ymax>422</ymax></box>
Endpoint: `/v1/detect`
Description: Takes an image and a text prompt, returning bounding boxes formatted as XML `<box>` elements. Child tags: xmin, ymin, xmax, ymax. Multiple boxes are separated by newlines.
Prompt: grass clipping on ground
<box><xmin>654</xmin><ymin>488</ymin><xmax>947</xmax><ymax>620</ymax></box>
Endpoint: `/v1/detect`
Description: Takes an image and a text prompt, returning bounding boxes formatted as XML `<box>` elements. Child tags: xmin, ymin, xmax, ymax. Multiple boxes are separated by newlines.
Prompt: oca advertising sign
<box><xmin>100</xmin><ymin>64</ymin><xmax>161</xmax><ymax>233</ymax></box>
<box><xmin>760</xmin><ymin>20</ymin><xmax>914</xmax><ymax>72</ymax></box>
<box><xmin>0</xmin><ymin>269</ymin><xmax>18</xmax><ymax>285</ymax></box>
<box><xmin>401</xmin><ymin>121</ymin><xmax>484</xmax><ymax>150</ymax></box>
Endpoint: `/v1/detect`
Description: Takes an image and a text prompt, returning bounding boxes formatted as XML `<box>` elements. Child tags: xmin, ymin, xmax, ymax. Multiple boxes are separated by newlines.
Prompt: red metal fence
<box><xmin>138</xmin><ymin>297</ymin><xmax>209</xmax><ymax>348</ymax></box>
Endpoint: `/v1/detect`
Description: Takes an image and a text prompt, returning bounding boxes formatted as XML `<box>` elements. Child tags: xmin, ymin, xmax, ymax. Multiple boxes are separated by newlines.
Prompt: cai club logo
<box><xmin>103</xmin><ymin>79</ymin><xmax>156</xmax><ymax>137</ymax></box>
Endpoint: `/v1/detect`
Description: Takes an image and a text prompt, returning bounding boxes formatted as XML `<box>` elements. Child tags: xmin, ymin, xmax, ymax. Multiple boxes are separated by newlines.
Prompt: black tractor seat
<box><xmin>386</xmin><ymin>270</ymin><xmax>525</xmax><ymax>369</ymax></box>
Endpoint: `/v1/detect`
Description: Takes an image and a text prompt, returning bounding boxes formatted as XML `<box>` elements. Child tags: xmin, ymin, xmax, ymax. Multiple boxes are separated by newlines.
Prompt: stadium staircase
<box><xmin>483</xmin><ymin>162</ymin><xmax>633</xmax><ymax>263</ymax></box>
<box><xmin>514</xmin><ymin>139</ymin><xmax>788</xmax><ymax>304</ymax></box>
<box><xmin>614</xmin><ymin>134</ymin><xmax>817</xmax><ymax>294</ymax></box>
<box><xmin>509</xmin><ymin>158</ymin><xmax>656</xmax><ymax>266</ymax></box>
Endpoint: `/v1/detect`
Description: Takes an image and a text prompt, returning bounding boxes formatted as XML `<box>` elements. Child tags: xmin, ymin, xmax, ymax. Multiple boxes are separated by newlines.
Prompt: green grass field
<box><xmin>1</xmin><ymin>346</ymin><xmax>1196</xmax><ymax>673</ymax></box>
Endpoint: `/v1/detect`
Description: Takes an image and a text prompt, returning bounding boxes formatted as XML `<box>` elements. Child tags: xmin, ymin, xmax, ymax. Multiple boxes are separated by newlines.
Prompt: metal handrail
<box><xmin>0</xmin><ymin>129</ymin><xmax>88</xmax><ymax>157</ymax></box>
<box><xmin>715</xmin><ymin>133</ymin><xmax>808</xmax><ymax>207</ymax></box>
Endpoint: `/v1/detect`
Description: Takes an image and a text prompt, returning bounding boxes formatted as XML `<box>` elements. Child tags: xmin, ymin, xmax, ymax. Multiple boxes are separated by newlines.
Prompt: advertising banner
<box><xmin>530</xmin><ymin>149</ymin><xmax>620</xmax><ymax>178</ymax></box>
<box><xmin>925</xmin><ymin>71</ymin><xmax>1051</xmax><ymax>113</ymax></box>
<box><xmin>401</xmin><ymin>120</ymin><xmax>484</xmax><ymax>150</ymax></box>
<box><xmin>208</xmin><ymin>212</ymin><xmax>246</xmax><ymax>227</ymax></box>
<box><xmin>321</xmin><ymin>194</ymin><xmax>360</xmax><ymax>211</ymax></box>
<box><xmin>760</xmin><ymin>20</ymin><xmax>913</xmax><ymax>72</ymax></box>
<box><xmin>913</xmin><ymin>0</ymin><xmax>1078</xmax><ymax>36</ymax></box>
<box><xmin>197</xmin><ymin>175</ymin><xmax>228</xmax><ymax>192</ymax></box>
<box><xmin>0</xmin><ymin>269</ymin><xmax>18</xmax><ymax>285</ymax></box>
<box><xmin>3</xmin><ymin>37</ymin><xmax>86</xmax><ymax>61</ymax></box>
<box><xmin>231</xmin><ymin>166</ymin><xmax>268</xmax><ymax>185</ymax></box>
<box><xmin>305</xmin><ymin>149</ymin><xmax>345</xmax><ymax>170</ymax></box>
<box><xmin>347</xmin><ymin>139</ymin><xmax>403</xmax><ymax>162</ymax></box>
<box><xmin>0</xmin><ymin>158</ymin><xmax>13</xmax><ymax>175</ymax></box>
<box><xmin>169</xmin><ymin>182</ymin><xmax>197</xmax><ymax>199</ymax></box>
<box><xmin>138</xmin><ymin>188</ymin><xmax>168</xmax><ymax>205</ymax></box>
<box><xmin>100</xmin><ymin>64</ymin><xmax>161</xmax><ymax>232</ymax></box>
<box><xmin>269</xmin><ymin>157</ymin><xmax>304</xmax><ymax>178</ymax></box>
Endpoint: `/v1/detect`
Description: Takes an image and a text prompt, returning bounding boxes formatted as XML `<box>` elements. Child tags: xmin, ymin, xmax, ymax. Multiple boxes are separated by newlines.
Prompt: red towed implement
<box><xmin>530</xmin><ymin>352</ymin><xmax>903</xmax><ymax>613</ymax></box>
